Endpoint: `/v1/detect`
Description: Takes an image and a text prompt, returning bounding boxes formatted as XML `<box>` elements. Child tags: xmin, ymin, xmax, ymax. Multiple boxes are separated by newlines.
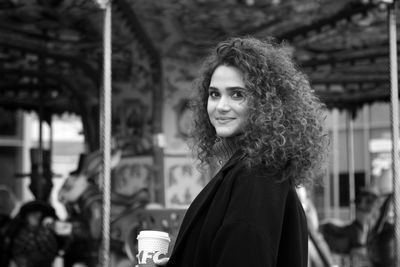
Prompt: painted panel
<box><xmin>164</xmin><ymin>156</ymin><xmax>209</xmax><ymax>208</ymax></box>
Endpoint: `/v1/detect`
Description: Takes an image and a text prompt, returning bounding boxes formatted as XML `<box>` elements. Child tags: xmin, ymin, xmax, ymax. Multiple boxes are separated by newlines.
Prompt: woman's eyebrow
<box><xmin>226</xmin><ymin>86</ymin><xmax>245</xmax><ymax>91</ymax></box>
<box><xmin>208</xmin><ymin>86</ymin><xmax>245</xmax><ymax>91</ymax></box>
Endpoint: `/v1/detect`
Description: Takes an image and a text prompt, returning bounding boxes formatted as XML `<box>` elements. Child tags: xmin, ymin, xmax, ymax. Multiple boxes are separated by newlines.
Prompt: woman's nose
<box><xmin>216</xmin><ymin>97</ymin><xmax>230</xmax><ymax>111</ymax></box>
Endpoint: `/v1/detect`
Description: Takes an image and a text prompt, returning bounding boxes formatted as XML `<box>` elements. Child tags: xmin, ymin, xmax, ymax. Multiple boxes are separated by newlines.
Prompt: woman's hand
<box><xmin>154</xmin><ymin>257</ymin><xmax>169</xmax><ymax>266</ymax></box>
<box><xmin>134</xmin><ymin>257</ymin><xmax>169</xmax><ymax>267</ymax></box>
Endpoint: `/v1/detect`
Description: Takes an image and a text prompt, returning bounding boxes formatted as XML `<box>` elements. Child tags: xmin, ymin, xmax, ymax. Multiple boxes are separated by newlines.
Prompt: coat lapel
<box><xmin>171</xmin><ymin>151</ymin><xmax>242</xmax><ymax>254</ymax></box>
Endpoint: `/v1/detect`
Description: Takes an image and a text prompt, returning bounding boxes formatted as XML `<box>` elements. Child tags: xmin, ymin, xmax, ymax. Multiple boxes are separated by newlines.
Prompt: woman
<box><xmin>160</xmin><ymin>36</ymin><xmax>328</xmax><ymax>267</ymax></box>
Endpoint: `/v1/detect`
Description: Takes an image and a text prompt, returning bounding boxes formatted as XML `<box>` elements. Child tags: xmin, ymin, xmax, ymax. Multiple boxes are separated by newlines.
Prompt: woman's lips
<box><xmin>216</xmin><ymin>117</ymin><xmax>234</xmax><ymax>123</ymax></box>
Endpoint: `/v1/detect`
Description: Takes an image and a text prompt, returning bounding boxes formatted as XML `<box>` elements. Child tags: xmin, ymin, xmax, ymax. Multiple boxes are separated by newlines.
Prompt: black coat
<box><xmin>167</xmin><ymin>152</ymin><xmax>308</xmax><ymax>267</ymax></box>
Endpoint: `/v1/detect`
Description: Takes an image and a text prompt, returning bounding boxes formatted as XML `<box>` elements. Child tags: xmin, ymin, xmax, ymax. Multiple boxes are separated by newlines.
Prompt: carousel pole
<box><xmin>387</xmin><ymin>0</ymin><xmax>400</xmax><ymax>265</ymax></box>
<box><xmin>346</xmin><ymin>111</ymin><xmax>356</xmax><ymax>221</ymax></box>
<box><xmin>95</xmin><ymin>0</ymin><xmax>112</xmax><ymax>266</ymax></box>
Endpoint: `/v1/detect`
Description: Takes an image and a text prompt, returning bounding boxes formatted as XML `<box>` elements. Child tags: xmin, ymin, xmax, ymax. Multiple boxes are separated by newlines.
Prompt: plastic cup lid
<box><xmin>137</xmin><ymin>230</ymin><xmax>171</xmax><ymax>242</ymax></box>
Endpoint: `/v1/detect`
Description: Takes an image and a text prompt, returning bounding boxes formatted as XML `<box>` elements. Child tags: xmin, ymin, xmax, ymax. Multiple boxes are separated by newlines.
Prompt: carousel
<box><xmin>0</xmin><ymin>0</ymin><xmax>399</xmax><ymax>267</ymax></box>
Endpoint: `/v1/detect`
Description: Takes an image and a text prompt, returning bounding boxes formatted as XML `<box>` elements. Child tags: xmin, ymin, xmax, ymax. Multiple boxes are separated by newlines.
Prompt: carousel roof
<box><xmin>129</xmin><ymin>0</ymin><xmax>395</xmax><ymax>112</ymax></box>
<box><xmin>0</xmin><ymin>0</ymin><xmax>397</xmax><ymax>117</ymax></box>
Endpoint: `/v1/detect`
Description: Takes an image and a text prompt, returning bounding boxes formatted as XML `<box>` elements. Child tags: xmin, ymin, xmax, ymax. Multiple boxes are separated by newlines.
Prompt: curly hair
<box><xmin>189</xmin><ymin>36</ymin><xmax>329</xmax><ymax>186</ymax></box>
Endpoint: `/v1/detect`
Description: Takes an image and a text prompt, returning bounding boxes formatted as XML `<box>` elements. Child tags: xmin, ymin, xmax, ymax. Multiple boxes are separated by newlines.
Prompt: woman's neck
<box><xmin>213</xmin><ymin>137</ymin><xmax>238</xmax><ymax>162</ymax></box>
<box><xmin>209</xmin><ymin>137</ymin><xmax>240</xmax><ymax>177</ymax></box>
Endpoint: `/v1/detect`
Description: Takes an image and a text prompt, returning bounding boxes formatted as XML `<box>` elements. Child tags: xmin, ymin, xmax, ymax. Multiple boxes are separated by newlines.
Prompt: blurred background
<box><xmin>0</xmin><ymin>0</ymin><xmax>398</xmax><ymax>266</ymax></box>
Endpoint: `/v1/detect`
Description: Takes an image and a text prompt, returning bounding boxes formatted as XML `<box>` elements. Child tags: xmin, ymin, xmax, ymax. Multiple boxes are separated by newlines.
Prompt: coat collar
<box><xmin>171</xmin><ymin>150</ymin><xmax>243</xmax><ymax>254</ymax></box>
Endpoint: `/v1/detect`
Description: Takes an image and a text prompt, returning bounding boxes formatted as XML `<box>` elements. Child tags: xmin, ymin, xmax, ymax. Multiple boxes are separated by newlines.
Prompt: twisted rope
<box><xmin>99</xmin><ymin>1</ymin><xmax>112</xmax><ymax>267</ymax></box>
<box><xmin>388</xmin><ymin>1</ymin><xmax>400</xmax><ymax>265</ymax></box>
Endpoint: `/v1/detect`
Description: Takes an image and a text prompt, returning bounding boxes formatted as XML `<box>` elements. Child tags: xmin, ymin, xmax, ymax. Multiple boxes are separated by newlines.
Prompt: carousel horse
<box><xmin>57</xmin><ymin>150</ymin><xmax>119</xmax><ymax>267</ymax></box>
<box><xmin>320</xmin><ymin>186</ymin><xmax>395</xmax><ymax>267</ymax></box>
<box><xmin>57</xmin><ymin>149</ymin><xmax>151</xmax><ymax>267</ymax></box>
<box><xmin>57</xmin><ymin>172</ymin><xmax>102</xmax><ymax>267</ymax></box>
<box><xmin>366</xmin><ymin>193</ymin><xmax>394</xmax><ymax>267</ymax></box>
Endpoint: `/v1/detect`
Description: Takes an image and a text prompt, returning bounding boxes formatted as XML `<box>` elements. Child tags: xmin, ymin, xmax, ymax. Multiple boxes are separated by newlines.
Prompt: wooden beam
<box><xmin>0</xmin><ymin>35</ymin><xmax>100</xmax><ymax>86</ymax></box>
<box><xmin>278</xmin><ymin>2</ymin><xmax>376</xmax><ymax>42</ymax></box>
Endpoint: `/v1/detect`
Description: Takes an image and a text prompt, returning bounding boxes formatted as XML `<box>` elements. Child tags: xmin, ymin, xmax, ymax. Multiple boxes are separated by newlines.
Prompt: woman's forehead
<box><xmin>210</xmin><ymin>65</ymin><xmax>245</xmax><ymax>88</ymax></box>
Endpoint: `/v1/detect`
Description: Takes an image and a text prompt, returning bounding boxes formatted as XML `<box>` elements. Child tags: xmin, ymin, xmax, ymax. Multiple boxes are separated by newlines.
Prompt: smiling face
<box><xmin>207</xmin><ymin>65</ymin><xmax>249</xmax><ymax>138</ymax></box>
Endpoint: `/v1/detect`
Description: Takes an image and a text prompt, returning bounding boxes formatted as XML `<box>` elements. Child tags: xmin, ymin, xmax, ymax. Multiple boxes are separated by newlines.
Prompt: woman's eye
<box><xmin>209</xmin><ymin>91</ymin><xmax>219</xmax><ymax>98</ymax></box>
<box><xmin>232</xmin><ymin>91</ymin><xmax>245</xmax><ymax>99</ymax></box>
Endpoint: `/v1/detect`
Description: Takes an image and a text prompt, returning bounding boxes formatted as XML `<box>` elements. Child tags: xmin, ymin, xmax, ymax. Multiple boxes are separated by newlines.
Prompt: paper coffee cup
<box><xmin>137</xmin><ymin>230</ymin><xmax>171</xmax><ymax>267</ymax></box>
